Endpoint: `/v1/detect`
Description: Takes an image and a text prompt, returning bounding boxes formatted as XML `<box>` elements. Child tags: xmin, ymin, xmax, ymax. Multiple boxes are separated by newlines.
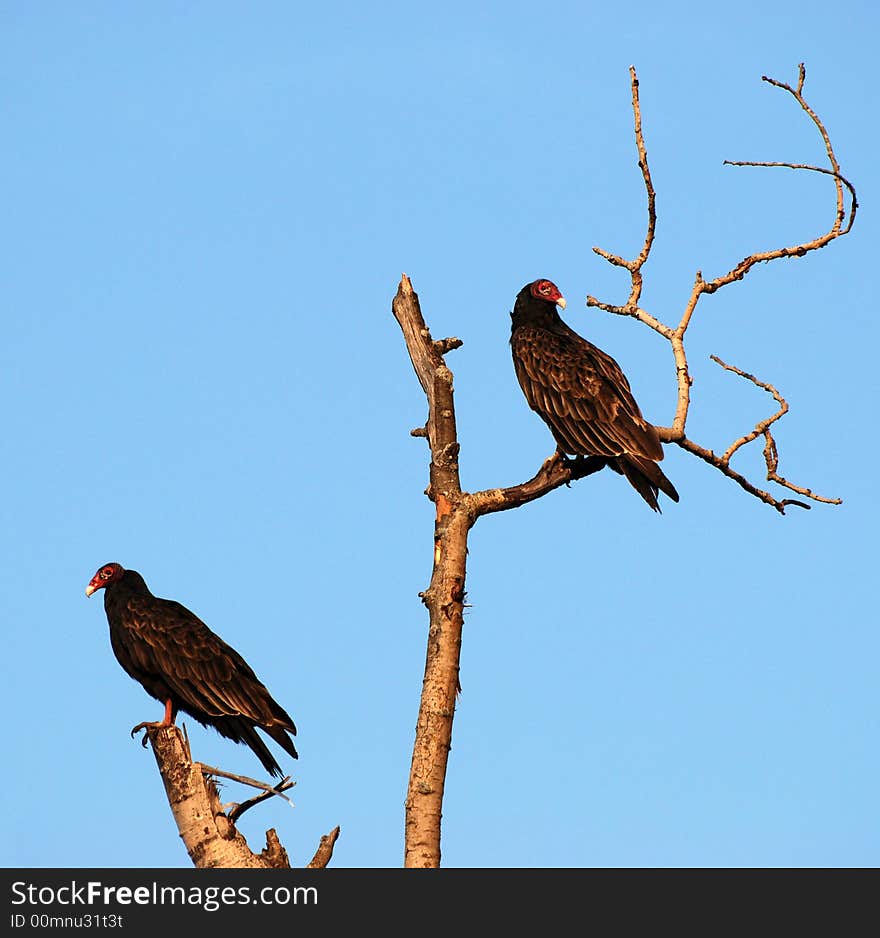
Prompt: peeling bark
<box><xmin>141</xmin><ymin>725</ymin><xmax>338</xmax><ymax>869</ymax></box>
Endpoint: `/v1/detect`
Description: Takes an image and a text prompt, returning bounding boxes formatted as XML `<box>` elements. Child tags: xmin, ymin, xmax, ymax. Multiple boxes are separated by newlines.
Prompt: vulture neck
<box><xmin>105</xmin><ymin>569</ymin><xmax>152</xmax><ymax>608</ymax></box>
<box><xmin>511</xmin><ymin>297</ymin><xmax>563</xmax><ymax>332</ymax></box>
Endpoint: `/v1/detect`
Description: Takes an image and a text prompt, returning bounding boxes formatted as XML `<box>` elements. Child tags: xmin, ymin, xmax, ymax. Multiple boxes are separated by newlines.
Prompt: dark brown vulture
<box><xmin>510</xmin><ymin>278</ymin><xmax>679</xmax><ymax>512</ymax></box>
<box><xmin>86</xmin><ymin>562</ymin><xmax>297</xmax><ymax>777</ymax></box>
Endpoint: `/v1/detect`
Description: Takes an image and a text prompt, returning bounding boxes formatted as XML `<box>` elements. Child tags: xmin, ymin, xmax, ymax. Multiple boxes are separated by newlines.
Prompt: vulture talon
<box><xmin>130</xmin><ymin>721</ymin><xmax>162</xmax><ymax>747</ymax></box>
<box><xmin>541</xmin><ymin>451</ymin><xmax>561</xmax><ymax>473</ymax></box>
<box><xmin>559</xmin><ymin>452</ymin><xmax>576</xmax><ymax>486</ymax></box>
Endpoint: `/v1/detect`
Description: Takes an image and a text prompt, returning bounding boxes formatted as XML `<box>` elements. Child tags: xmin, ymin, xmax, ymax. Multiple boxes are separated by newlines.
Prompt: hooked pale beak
<box><xmin>557</xmin><ymin>296</ymin><xmax>567</xmax><ymax>309</ymax></box>
<box><xmin>85</xmin><ymin>583</ymin><xmax>98</xmax><ymax>597</ymax></box>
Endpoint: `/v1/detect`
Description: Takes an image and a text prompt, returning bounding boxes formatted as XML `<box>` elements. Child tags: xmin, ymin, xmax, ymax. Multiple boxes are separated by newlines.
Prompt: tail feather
<box><xmin>613</xmin><ymin>454</ymin><xmax>679</xmax><ymax>512</ymax></box>
<box><xmin>263</xmin><ymin>722</ymin><xmax>299</xmax><ymax>761</ymax></box>
<box><xmin>208</xmin><ymin>716</ymin><xmax>289</xmax><ymax>778</ymax></box>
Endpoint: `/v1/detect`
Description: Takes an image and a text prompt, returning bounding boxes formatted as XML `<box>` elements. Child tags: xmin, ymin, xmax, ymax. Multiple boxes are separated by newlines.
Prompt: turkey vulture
<box><xmin>86</xmin><ymin>562</ymin><xmax>297</xmax><ymax>777</ymax></box>
<box><xmin>510</xmin><ymin>278</ymin><xmax>679</xmax><ymax>512</ymax></box>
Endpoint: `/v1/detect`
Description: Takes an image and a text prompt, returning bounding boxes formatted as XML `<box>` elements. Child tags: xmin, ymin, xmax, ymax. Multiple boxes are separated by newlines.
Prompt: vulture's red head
<box><xmin>86</xmin><ymin>562</ymin><xmax>125</xmax><ymax>597</ymax></box>
<box><xmin>529</xmin><ymin>279</ymin><xmax>566</xmax><ymax>309</ymax></box>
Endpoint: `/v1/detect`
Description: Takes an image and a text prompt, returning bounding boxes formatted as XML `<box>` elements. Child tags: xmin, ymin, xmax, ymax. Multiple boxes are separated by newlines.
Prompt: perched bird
<box><xmin>510</xmin><ymin>278</ymin><xmax>679</xmax><ymax>512</ymax></box>
<box><xmin>86</xmin><ymin>562</ymin><xmax>297</xmax><ymax>777</ymax></box>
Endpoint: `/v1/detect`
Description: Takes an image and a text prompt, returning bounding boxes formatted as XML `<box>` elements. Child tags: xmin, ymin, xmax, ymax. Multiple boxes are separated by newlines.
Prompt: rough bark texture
<box><xmin>142</xmin><ymin>724</ymin><xmax>338</xmax><ymax>868</ymax></box>
<box><xmin>393</xmin><ymin>276</ymin><xmax>468</xmax><ymax>868</ymax></box>
<box><xmin>393</xmin><ymin>279</ymin><xmax>605</xmax><ymax>867</ymax></box>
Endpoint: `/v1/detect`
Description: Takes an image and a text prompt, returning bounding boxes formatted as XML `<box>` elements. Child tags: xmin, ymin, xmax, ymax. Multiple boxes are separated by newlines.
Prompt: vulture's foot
<box><xmin>130</xmin><ymin>720</ymin><xmax>171</xmax><ymax>748</ymax></box>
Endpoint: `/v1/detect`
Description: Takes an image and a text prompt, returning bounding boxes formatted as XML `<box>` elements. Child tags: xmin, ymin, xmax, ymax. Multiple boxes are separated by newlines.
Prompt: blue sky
<box><xmin>2</xmin><ymin>1</ymin><xmax>877</xmax><ymax>868</ymax></box>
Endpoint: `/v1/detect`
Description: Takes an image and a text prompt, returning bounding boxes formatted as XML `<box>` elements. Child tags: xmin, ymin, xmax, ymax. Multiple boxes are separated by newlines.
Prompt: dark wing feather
<box><xmin>119</xmin><ymin>594</ymin><xmax>296</xmax><ymax>730</ymax></box>
<box><xmin>511</xmin><ymin>324</ymin><xmax>664</xmax><ymax>461</ymax></box>
<box><xmin>109</xmin><ymin>590</ymin><xmax>297</xmax><ymax>775</ymax></box>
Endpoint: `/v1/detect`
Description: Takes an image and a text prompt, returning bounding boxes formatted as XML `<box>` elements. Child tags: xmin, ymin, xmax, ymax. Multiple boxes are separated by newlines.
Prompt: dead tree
<box><xmin>138</xmin><ymin>724</ymin><xmax>339</xmax><ymax>869</ymax></box>
<box><xmin>393</xmin><ymin>65</ymin><xmax>855</xmax><ymax>868</ymax></box>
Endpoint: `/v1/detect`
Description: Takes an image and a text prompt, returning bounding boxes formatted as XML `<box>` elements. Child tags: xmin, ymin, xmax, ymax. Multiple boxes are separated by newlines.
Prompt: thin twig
<box><xmin>226</xmin><ymin>778</ymin><xmax>297</xmax><ymax>823</ymax></box>
<box><xmin>723</xmin><ymin>161</ymin><xmax>858</xmax><ymax>234</ymax></box>
<box><xmin>199</xmin><ymin>763</ymin><xmax>296</xmax><ymax>809</ymax></box>
<box><xmin>763</xmin><ymin>433</ymin><xmax>842</xmax><ymax>504</ymax></box>
<box><xmin>710</xmin><ymin>355</ymin><xmax>789</xmax><ymax>464</ymax></box>
<box><xmin>705</xmin><ymin>354</ymin><xmax>841</xmax><ymax>508</ymax></box>
<box><xmin>676</xmin><ymin>435</ymin><xmax>810</xmax><ymax>514</ymax></box>
<box><xmin>588</xmin><ymin>65</ymin><xmax>663</xmax><ymax>327</ymax></box>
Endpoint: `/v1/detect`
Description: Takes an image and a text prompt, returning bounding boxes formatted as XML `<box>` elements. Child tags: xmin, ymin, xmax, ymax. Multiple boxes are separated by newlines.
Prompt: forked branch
<box><xmin>140</xmin><ymin>724</ymin><xmax>338</xmax><ymax>868</ymax></box>
<box><xmin>394</xmin><ymin>64</ymin><xmax>853</xmax><ymax>868</ymax></box>
<box><xmin>679</xmin><ymin>356</ymin><xmax>841</xmax><ymax>512</ymax></box>
<box><xmin>587</xmin><ymin>63</ymin><xmax>852</xmax><ymax>513</ymax></box>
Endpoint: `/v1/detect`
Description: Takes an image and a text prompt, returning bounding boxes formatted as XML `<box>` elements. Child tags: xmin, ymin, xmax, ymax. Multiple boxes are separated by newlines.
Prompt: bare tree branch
<box><xmin>221</xmin><ymin>774</ymin><xmax>295</xmax><ymax>823</ymax></box>
<box><xmin>393</xmin><ymin>276</ymin><xmax>467</xmax><ymax>869</ymax></box>
<box><xmin>722</xmin><ymin>161</ymin><xmax>858</xmax><ymax>235</ymax></box>
<box><xmin>709</xmin><ymin>355</ymin><xmax>841</xmax><ymax>507</ymax></box>
<box><xmin>592</xmin><ymin>65</ymin><xmax>658</xmax><ymax>306</ymax></box>
<box><xmin>307</xmin><ymin>826</ymin><xmax>342</xmax><ymax>869</ymax></box>
<box><xmin>139</xmin><ymin>724</ymin><xmax>338</xmax><ymax>868</ymax></box>
<box><xmin>468</xmin><ymin>454</ymin><xmax>607</xmax><ymax>518</ymax></box>
<box><xmin>587</xmin><ymin>64</ymin><xmax>854</xmax><ymax>512</ymax></box>
<box><xmin>394</xmin><ymin>64</ymin><xmax>854</xmax><ymax>868</ymax></box>
<box><xmin>392</xmin><ymin>281</ymin><xmax>610</xmax><ymax>867</ymax></box>
<box><xmin>201</xmin><ymin>764</ymin><xmax>295</xmax><ymax>804</ymax></box>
